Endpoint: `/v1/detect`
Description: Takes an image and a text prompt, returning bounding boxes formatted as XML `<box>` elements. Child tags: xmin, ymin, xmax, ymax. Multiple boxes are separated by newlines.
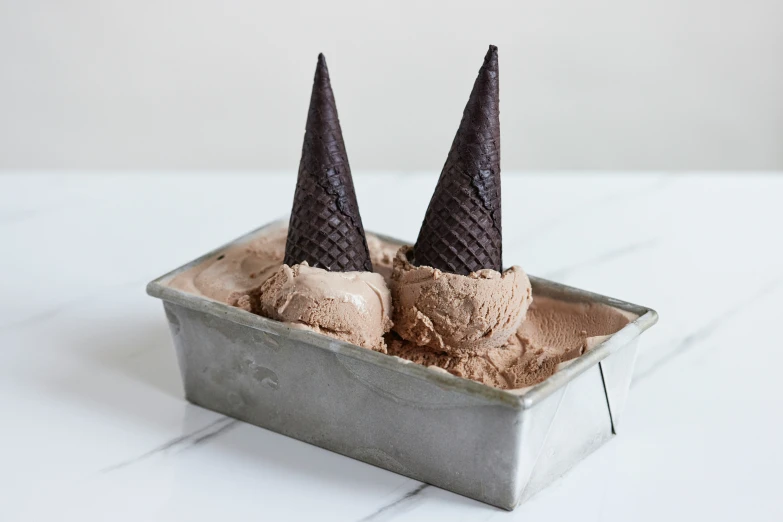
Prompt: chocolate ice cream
<box><xmin>167</xmin><ymin>226</ymin><xmax>636</xmax><ymax>390</ymax></box>
<box><xmin>388</xmin><ymin>295</ymin><xmax>635</xmax><ymax>390</ymax></box>
<box><xmin>251</xmin><ymin>263</ymin><xmax>392</xmax><ymax>353</ymax></box>
<box><xmin>169</xmin><ymin>225</ymin><xmax>394</xmax><ymax>352</ymax></box>
<box><xmin>168</xmin><ymin>225</ymin><xmax>287</xmax><ymax>307</ymax></box>
<box><xmin>391</xmin><ymin>246</ymin><xmax>532</xmax><ymax>355</ymax></box>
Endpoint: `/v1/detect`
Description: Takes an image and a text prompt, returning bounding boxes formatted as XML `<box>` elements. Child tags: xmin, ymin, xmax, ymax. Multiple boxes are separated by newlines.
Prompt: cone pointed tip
<box><xmin>316</xmin><ymin>53</ymin><xmax>328</xmax><ymax>71</ymax></box>
<box><xmin>313</xmin><ymin>53</ymin><xmax>329</xmax><ymax>83</ymax></box>
<box><xmin>483</xmin><ymin>45</ymin><xmax>498</xmax><ymax>71</ymax></box>
<box><xmin>484</xmin><ymin>45</ymin><xmax>498</xmax><ymax>68</ymax></box>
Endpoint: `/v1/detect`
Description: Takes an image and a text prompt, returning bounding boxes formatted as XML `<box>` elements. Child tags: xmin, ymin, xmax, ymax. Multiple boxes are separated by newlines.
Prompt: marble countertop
<box><xmin>2</xmin><ymin>172</ymin><xmax>782</xmax><ymax>521</ymax></box>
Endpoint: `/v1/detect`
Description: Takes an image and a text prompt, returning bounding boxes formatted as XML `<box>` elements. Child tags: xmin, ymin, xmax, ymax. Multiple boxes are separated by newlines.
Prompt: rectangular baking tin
<box><xmin>147</xmin><ymin>222</ymin><xmax>658</xmax><ymax>510</ymax></box>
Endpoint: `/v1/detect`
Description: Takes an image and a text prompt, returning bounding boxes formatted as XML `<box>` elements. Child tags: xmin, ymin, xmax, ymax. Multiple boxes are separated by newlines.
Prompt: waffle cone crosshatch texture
<box><xmin>284</xmin><ymin>54</ymin><xmax>372</xmax><ymax>273</ymax></box>
<box><xmin>413</xmin><ymin>45</ymin><xmax>502</xmax><ymax>275</ymax></box>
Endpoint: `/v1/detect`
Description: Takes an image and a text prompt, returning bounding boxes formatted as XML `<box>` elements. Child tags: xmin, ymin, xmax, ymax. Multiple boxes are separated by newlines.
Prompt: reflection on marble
<box><xmin>2</xmin><ymin>172</ymin><xmax>782</xmax><ymax>521</ymax></box>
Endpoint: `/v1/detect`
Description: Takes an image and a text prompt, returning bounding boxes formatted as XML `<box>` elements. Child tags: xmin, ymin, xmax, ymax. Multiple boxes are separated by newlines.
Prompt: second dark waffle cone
<box><xmin>413</xmin><ymin>45</ymin><xmax>502</xmax><ymax>275</ymax></box>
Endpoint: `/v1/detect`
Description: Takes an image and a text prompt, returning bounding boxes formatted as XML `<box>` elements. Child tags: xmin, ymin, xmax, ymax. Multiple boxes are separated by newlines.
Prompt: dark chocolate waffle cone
<box><xmin>284</xmin><ymin>54</ymin><xmax>372</xmax><ymax>272</ymax></box>
<box><xmin>413</xmin><ymin>45</ymin><xmax>502</xmax><ymax>275</ymax></box>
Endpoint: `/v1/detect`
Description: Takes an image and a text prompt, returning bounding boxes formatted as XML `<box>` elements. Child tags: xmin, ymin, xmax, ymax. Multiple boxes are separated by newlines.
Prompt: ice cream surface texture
<box><xmin>168</xmin><ymin>225</ymin><xmax>635</xmax><ymax>390</ymax></box>
<box><xmin>168</xmin><ymin>225</ymin><xmax>288</xmax><ymax>306</ymax></box>
<box><xmin>251</xmin><ymin>263</ymin><xmax>392</xmax><ymax>353</ymax></box>
<box><xmin>169</xmin><ymin>225</ymin><xmax>393</xmax><ymax>301</ymax></box>
<box><xmin>169</xmin><ymin>225</ymin><xmax>393</xmax><ymax>352</ymax></box>
<box><xmin>388</xmin><ymin>296</ymin><xmax>635</xmax><ymax>390</ymax></box>
<box><xmin>391</xmin><ymin>246</ymin><xmax>532</xmax><ymax>356</ymax></box>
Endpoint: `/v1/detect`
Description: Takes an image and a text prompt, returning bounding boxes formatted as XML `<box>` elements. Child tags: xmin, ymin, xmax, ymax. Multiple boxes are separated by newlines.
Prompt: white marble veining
<box><xmin>1</xmin><ymin>172</ymin><xmax>782</xmax><ymax>521</ymax></box>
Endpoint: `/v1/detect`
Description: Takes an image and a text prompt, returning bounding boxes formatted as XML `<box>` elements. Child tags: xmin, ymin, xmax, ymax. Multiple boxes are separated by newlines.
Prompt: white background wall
<box><xmin>1</xmin><ymin>0</ymin><xmax>781</xmax><ymax>172</ymax></box>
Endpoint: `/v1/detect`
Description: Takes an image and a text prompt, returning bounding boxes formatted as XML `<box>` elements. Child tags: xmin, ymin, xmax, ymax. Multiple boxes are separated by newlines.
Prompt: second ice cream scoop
<box><xmin>391</xmin><ymin>247</ymin><xmax>532</xmax><ymax>355</ymax></box>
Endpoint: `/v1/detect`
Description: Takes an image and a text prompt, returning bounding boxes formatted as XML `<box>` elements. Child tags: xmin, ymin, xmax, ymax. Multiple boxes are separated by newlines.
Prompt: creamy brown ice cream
<box><xmin>250</xmin><ymin>263</ymin><xmax>392</xmax><ymax>353</ymax></box>
<box><xmin>169</xmin><ymin>225</ymin><xmax>395</xmax><ymax>352</ymax></box>
<box><xmin>391</xmin><ymin>246</ymin><xmax>532</xmax><ymax>356</ymax></box>
<box><xmin>168</xmin><ymin>225</ymin><xmax>288</xmax><ymax>306</ymax></box>
<box><xmin>169</xmin><ymin>225</ymin><xmax>395</xmax><ymax>302</ymax></box>
<box><xmin>168</xmin><ymin>226</ymin><xmax>635</xmax><ymax>390</ymax></box>
<box><xmin>365</xmin><ymin>234</ymin><xmax>399</xmax><ymax>283</ymax></box>
<box><xmin>388</xmin><ymin>295</ymin><xmax>635</xmax><ymax>390</ymax></box>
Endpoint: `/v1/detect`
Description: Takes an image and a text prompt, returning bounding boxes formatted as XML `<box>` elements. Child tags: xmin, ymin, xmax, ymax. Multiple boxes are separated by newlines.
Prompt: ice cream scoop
<box><xmin>391</xmin><ymin>246</ymin><xmax>531</xmax><ymax>355</ymax></box>
<box><xmin>252</xmin><ymin>263</ymin><xmax>392</xmax><ymax>352</ymax></box>
<box><xmin>388</xmin><ymin>295</ymin><xmax>636</xmax><ymax>389</ymax></box>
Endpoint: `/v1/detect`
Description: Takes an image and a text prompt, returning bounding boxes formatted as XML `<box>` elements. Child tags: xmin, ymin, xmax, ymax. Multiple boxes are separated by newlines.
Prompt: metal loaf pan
<box><xmin>147</xmin><ymin>223</ymin><xmax>658</xmax><ymax>510</ymax></box>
